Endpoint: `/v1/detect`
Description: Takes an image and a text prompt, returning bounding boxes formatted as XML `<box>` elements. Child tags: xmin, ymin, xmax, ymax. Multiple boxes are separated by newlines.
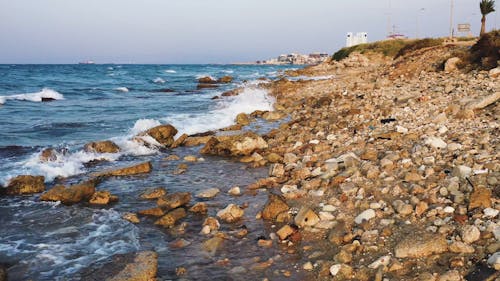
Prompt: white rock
<box><xmin>326</xmin><ymin>134</ymin><xmax>336</xmax><ymax>141</ymax></box>
<box><xmin>281</xmin><ymin>185</ymin><xmax>298</xmax><ymax>194</ymax></box>
<box><xmin>443</xmin><ymin>206</ymin><xmax>455</xmax><ymax>214</ymax></box>
<box><xmin>423</xmin><ymin>156</ymin><xmax>435</xmax><ymax>165</ymax></box>
<box><xmin>368</xmin><ymin>255</ymin><xmax>391</xmax><ymax>269</ymax></box>
<box><xmin>319</xmin><ymin>211</ymin><xmax>335</xmax><ymax>221</ymax></box>
<box><xmin>329</xmin><ymin>264</ymin><xmax>341</xmax><ymax>276</ymax></box>
<box><xmin>216</xmin><ymin>204</ymin><xmax>244</xmax><ymax>223</ymax></box>
<box><xmin>396</xmin><ymin>126</ymin><xmax>408</xmax><ymax>134</ymax></box>
<box><xmin>303</xmin><ymin>261</ymin><xmax>314</xmax><ymax>271</ymax></box>
<box><xmin>462</xmin><ymin>225</ymin><xmax>480</xmax><ymax>244</ymax></box>
<box><xmin>322</xmin><ymin>205</ymin><xmax>337</xmax><ymax>212</ymax></box>
<box><xmin>447</xmin><ymin>143</ymin><xmax>462</xmax><ymax>151</ymax></box>
<box><xmin>489</xmin><ymin>67</ymin><xmax>500</xmax><ymax>78</ymax></box>
<box><xmin>354</xmin><ymin>209</ymin><xmax>376</xmax><ymax>224</ymax></box>
<box><xmin>200</xmin><ymin>225</ymin><xmax>211</xmax><ymax>235</ymax></box>
<box><xmin>228</xmin><ymin>186</ymin><xmax>241</xmax><ymax>196</ymax></box>
<box><xmin>452</xmin><ymin>165</ymin><xmax>472</xmax><ymax>179</ymax></box>
<box><xmin>487</xmin><ymin>252</ymin><xmax>500</xmax><ymax>270</ymax></box>
<box><xmin>483</xmin><ymin>208</ymin><xmax>499</xmax><ymax>218</ymax></box>
<box><xmin>196</xmin><ymin>188</ymin><xmax>220</xmax><ymax>199</ymax></box>
<box><xmin>425</xmin><ymin>137</ymin><xmax>447</xmax><ymax>149</ymax></box>
<box><xmin>309</xmin><ymin>139</ymin><xmax>320</xmax><ymax>145</ymax></box>
<box><xmin>438</xmin><ymin>126</ymin><xmax>448</xmax><ymax>135</ymax></box>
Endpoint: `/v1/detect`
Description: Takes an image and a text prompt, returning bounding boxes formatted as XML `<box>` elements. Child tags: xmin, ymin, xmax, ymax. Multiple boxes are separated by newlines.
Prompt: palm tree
<box><xmin>480</xmin><ymin>0</ymin><xmax>495</xmax><ymax>36</ymax></box>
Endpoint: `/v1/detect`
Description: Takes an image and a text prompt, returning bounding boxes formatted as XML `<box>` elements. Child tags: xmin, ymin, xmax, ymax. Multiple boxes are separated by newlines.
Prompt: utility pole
<box><xmin>449</xmin><ymin>0</ymin><xmax>454</xmax><ymax>39</ymax></box>
<box><xmin>387</xmin><ymin>0</ymin><xmax>392</xmax><ymax>37</ymax></box>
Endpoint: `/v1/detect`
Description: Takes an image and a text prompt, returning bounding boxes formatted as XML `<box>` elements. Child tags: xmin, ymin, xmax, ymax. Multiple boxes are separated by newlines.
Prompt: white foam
<box><xmin>165</xmin><ymin>69</ymin><xmax>176</xmax><ymax>73</ymax></box>
<box><xmin>163</xmin><ymin>87</ymin><xmax>275</xmax><ymax>135</ymax></box>
<box><xmin>195</xmin><ymin>74</ymin><xmax>215</xmax><ymax>80</ymax></box>
<box><xmin>130</xmin><ymin>119</ymin><xmax>162</xmax><ymax>135</ymax></box>
<box><xmin>153</xmin><ymin>77</ymin><xmax>166</xmax><ymax>84</ymax></box>
<box><xmin>0</xmin><ymin>88</ymin><xmax>64</xmax><ymax>104</ymax></box>
<box><xmin>114</xmin><ymin>87</ymin><xmax>129</xmax><ymax>92</ymax></box>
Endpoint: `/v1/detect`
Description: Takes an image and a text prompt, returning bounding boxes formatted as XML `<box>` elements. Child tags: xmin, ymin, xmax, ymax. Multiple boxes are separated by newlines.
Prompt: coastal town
<box><xmin>256</xmin><ymin>52</ymin><xmax>331</xmax><ymax>65</ymax></box>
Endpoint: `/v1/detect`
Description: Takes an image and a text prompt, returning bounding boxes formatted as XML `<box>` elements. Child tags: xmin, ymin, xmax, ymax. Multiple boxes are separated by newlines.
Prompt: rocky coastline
<box><xmin>1</xmin><ymin>38</ymin><xmax>499</xmax><ymax>281</ymax></box>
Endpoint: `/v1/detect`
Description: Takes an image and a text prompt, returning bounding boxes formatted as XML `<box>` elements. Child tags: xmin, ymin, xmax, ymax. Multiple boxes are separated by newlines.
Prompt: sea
<box><xmin>0</xmin><ymin>64</ymin><xmax>313</xmax><ymax>280</ymax></box>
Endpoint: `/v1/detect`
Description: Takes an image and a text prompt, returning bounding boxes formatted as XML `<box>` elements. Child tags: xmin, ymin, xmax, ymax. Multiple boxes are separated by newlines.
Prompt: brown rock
<box><xmin>276</xmin><ymin>224</ymin><xmax>298</xmax><ymax>240</ymax></box>
<box><xmin>95</xmin><ymin>162</ymin><xmax>152</xmax><ymax>177</ymax></box>
<box><xmin>0</xmin><ymin>264</ymin><xmax>7</xmax><ymax>281</ymax></box>
<box><xmin>262</xmin><ymin>111</ymin><xmax>284</xmax><ymax>121</ymax></box>
<box><xmin>261</xmin><ymin>194</ymin><xmax>290</xmax><ymax>221</ymax></box>
<box><xmin>269</xmin><ymin>163</ymin><xmax>285</xmax><ymax>177</ymax></box>
<box><xmin>235</xmin><ymin>113</ymin><xmax>250</xmax><ymax>126</ymax></box>
<box><xmin>140</xmin><ymin>187</ymin><xmax>167</xmax><ymax>200</ymax></box>
<box><xmin>294</xmin><ymin>206</ymin><xmax>320</xmax><ymax>228</ymax></box>
<box><xmin>171</xmin><ymin>133</ymin><xmax>188</xmax><ymax>148</ymax></box>
<box><xmin>40</xmin><ymin>180</ymin><xmax>96</xmax><ymax>205</ymax></box>
<box><xmin>141</xmin><ymin>124</ymin><xmax>178</xmax><ymax>147</ymax></box>
<box><xmin>200</xmin><ymin>132</ymin><xmax>268</xmax><ymax>156</ymax></box>
<box><xmin>122</xmin><ymin>213</ymin><xmax>140</xmax><ymax>224</ymax></box>
<box><xmin>183</xmin><ymin>136</ymin><xmax>212</xmax><ymax>147</ymax></box>
<box><xmin>198</xmin><ymin>76</ymin><xmax>217</xmax><ymax>84</ymax></box>
<box><xmin>4</xmin><ymin>175</ymin><xmax>45</xmax><ymax>195</ymax></box>
<box><xmin>469</xmin><ymin>186</ymin><xmax>492</xmax><ymax>210</ymax></box>
<box><xmin>395</xmin><ymin>233</ymin><xmax>448</xmax><ymax>258</ymax></box>
<box><xmin>202</xmin><ymin>236</ymin><xmax>224</xmax><ymax>255</ymax></box>
<box><xmin>138</xmin><ymin>207</ymin><xmax>165</xmax><ymax>217</ymax></box>
<box><xmin>189</xmin><ymin>202</ymin><xmax>208</xmax><ymax>213</ymax></box>
<box><xmin>84</xmin><ymin>140</ymin><xmax>120</xmax><ymax>153</ymax></box>
<box><xmin>197</xmin><ymin>83</ymin><xmax>219</xmax><ymax>89</ymax></box>
<box><xmin>216</xmin><ymin>204</ymin><xmax>244</xmax><ymax>223</ymax></box>
<box><xmin>40</xmin><ymin>148</ymin><xmax>57</xmax><ymax>162</ymax></box>
<box><xmin>89</xmin><ymin>191</ymin><xmax>118</xmax><ymax>205</ymax></box>
<box><xmin>157</xmin><ymin>192</ymin><xmax>191</xmax><ymax>210</ymax></box>
<box><xmin>404</xmin><ymin>172</ymin><xmax>422</xmax><ymax>182</ymax></box>
<box><xmin>155</xmin><ymin>208</ymin><xmax>186</xmax><ymax>228</ymax></box>
<box><xmin>266</xmin><ymin>153</ymin><xmax>283</xmax><ymax>163</ymax></box>
<box><xmin>217</xmin><ymin>76</ymin><xmax>233</xmax><ymax>83</ymax></box>
<box><xmin>361</xmin><ymin>149</ymin><xmax>378</xmax><ymax>161</ymax></box>
<box><xmin>106</xmin><ymin>251</ymin><xmax>158</xmax><ymax>281</ymax></box>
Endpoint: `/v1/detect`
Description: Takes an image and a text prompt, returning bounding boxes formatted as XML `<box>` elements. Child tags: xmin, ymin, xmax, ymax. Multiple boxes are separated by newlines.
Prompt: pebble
<box><xmin>425</xmin><ymin>136</ymin><xmax>447</xmax><ymax>149</ymax></box>
<box><xmin>329</xmin><ymin>264</ymin><xmax>341</xmax><ymax>276</ymax></box>
<box><xmin>461</xmin><ymin>225</ymin><xmax>480</xmax><ymax>244</ymax></box>
<box><xmin>354</xmin><ymin>209</ymin><xmax>376</xmax><ymax>224</ymax></box>
<box><xmin>303</xmin><ymin>261</ymin><xmax>314</xmax><ymax>271</ymax></box>
<box><xmin>483</xmin><ymin>208</ymin><xmax>499</xmax><ymax>218</ymax></box>
<box><xmin>487</xmin><ymin>252</ymin><xmax>500</xmax><ymax>270</ymax></box>
<box><xmin>228</xmin><ymin>186</ymin><xmax>241</xmax><ymax>196</ymax></box>
<box><xmin>196</xmin><ymin>188</ymin><xmax>220</xmax><ymax>199</ymax></box>
<box><xmin>368</xmin><ymin>255</ymin><xmax>391</xmax><ymax>269</ymax></box>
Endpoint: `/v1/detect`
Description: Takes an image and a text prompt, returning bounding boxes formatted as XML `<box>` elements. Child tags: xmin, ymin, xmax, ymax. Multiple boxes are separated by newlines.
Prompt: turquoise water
<box><xmin>0</xmin><ymin>64</ymin><xmax>311</xmax><ymax>280</ymax></box>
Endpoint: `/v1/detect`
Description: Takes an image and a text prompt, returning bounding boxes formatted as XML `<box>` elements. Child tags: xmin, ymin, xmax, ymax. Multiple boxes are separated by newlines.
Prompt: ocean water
<box><xmin>0</xmin><ymin>64</ymin><xmax>312</xmax><ymax>280</ymax></box>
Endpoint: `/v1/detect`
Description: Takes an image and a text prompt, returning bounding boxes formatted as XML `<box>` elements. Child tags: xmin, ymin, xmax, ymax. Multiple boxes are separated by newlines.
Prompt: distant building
<box><xmin>256</xmin><ymin>52</ymin><xmax>329</xmax><ymax>65</ymax></box>
<box><xmin>346</xmin><ymin>32</ymin><xmax>368</xmax><ymax>47</ymax></box>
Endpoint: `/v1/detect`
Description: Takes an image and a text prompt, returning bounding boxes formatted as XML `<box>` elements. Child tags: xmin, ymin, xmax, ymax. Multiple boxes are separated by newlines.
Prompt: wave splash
<box><xmin>0</xmin><ymin>88</ymin><xmax>64</xmax><ymax>105</ymax></box>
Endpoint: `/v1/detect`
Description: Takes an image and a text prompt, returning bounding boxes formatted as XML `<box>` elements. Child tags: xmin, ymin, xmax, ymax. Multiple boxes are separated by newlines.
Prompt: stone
<box><xmin>294</xmin><ymin>206</ymin><xmax>320</xmax><ymax>228</ymax></box>
<box><xmin>405</xmin><ymin>172</ymin><xmax>422</xmax><ymax>182</ymax></box>
<box><xmin>269</xmin><ymin>163</ymin><xmax>285</xmax><ymax>177</ymax></box>
<box><xmin>122</xmin><ymin>213</ymin><xmax>140</xmax><ymax>224</ymax></box>
<box><xmin>444</xmin><ymin>57</ymin><xmax>461</xmax><ymax>72</ymax></box>
<box><xmin>4</xmin><ymin>175</ymin><xmax>45</xmax><ymax>195</ymax></box>
<box><xmin>189</xmin><ymin>202</ymin><xmax>208</xmax><ymax>214</ymax></box>
<box><xmin>171</xmin><ymin>133</ymin><xmax>188</xmax><ymax>148</ymax></box>
<box><xmin>276</xmin><ymin>225</ymin><xmax>298</xmax><ymax>240</ymax></box>
<box><xmin>262</xmin><ymin>111</ymin><xmax>284</xmax><ymax>121</ymax></box>
<box><xmin>138</xmin><ymin>207</ymin><xmax>164</xmax><ymax>217</ymax></box>
<box><xmin>140</xmin><ymin>187</ymin><xmax>167</xmax><ymax>200</ymax></box>
<box><xmin>261</xmin><ymin>194</ymin><xmax>290</xmax><ymax>221</ymax></box>
<box><xmin>200</xmin><ymin>132</ymin><xmax>268</xmax><ymax>156</ymax></box>
<box><xmin>425</xmin><ymin>137</ymin><xmax>447</xmax><ymax>149</ymax></box>
<box><xmin>155</xmin><ymin>208</ymin><xmax>186</xmax><ymax>228</ymax></box>
<box><xmin>228</xmin><ymin>186</ymin><xmax>241</xmax><ymax>196</ymax></box>
<box><xmin>361</xmin><ymin>149</ymin><xmax>378</xmax><ymax>161</ymax></box>
<box><xmin>461</xmin><ymin>225</ymin><xmax>480</xmax><ymax>244</ymax></box>
<box><xmin>235</xmin><ymin>113</ymin><xmax>250</xmax><ymax>126</ymax></box>
<box><xmin>95</xmin><ymin>162</ymin><xmax>152</xmax><ymax>177</ymax></box>
<box><xmin>469</xmin><ymin>186</ymin><xmax>492</xmax><ymax>210</ymax></box>
<box><xmin>106</xmin><ymin>251</ymin><xmax>158</xmax><ymax>281</ymax></box>
<box><xmin>452</xmin><ymin>165</ymin><xmax>472</xmax><ymax>179</ymax></box>
<box><xmin>196</xmin><ymin>188</ymin><xmax>220</xmax><ymax>199</ymax></box>
<box><xmin>198</xmin><ymin>76</ymin><xmax>217</xmax><ymax>84</ymax></box>
<box><xmin>169</xmin><ymin>239</ymin><xmax>191</xmax><ymax>249</ymax></box>
<box><xmin>217</xmin><ymin>76</ymin><xmax>233</xmax><ymax>83</ymax></box>
<box><xmin>266</xmin><ymin>153</ymin><xmax>283</xmax><ymax>163</ymax></box>
<box><xmin>303</xmin><ymin>262</ymin><xmax>314</xmax><ymax>271</ymax></box>
<box><xmin>394</xmin><ymin>233</ymin><xmax>448</xmax><ymax>258</ymax></box>
<box><xmin>368</xmin><ymin>255</ymin><xmax>391</xmax><ymax>269</ymax></box>
<box><xmin>489</xmin><ymin>67</ymin><xmax>500</xmax><ymax>78</ymax></box>
<box><xmin>0</xmin><ymin>264</ymin><xmax>6</xmax><ymax>281</ymax></box>
<box><xmin>487</xmin><ymin>252</ymin><xmax>500</xmax><ymax>270</ymax></box>
<box><xmin>141</xmin><ymin>124</ymin><xmax>178</xmax><ymax>147</ymax></box>
<box><xmin>157</xmin><ymin>192</ymin><xmax>191</xmax><ymax>210</ymax></box>
<box><xmin>40</xmin><ymin>148</ymin><xmax>58</xmax><ymax>162</ymax></box>
<box><xmin>183</xmin><ymin>155</ymin><xmax>197</xmax><ymax>162</ymax></box>
<box><xmin>163</xmin><ymin>154</ymin><xmax>180</xmax><ymax>161</ymax></box>
<box><xmin>89</xmin><ymin>191</ymin><xmax>118</xmax><ymax>205</ymax></box>
<box><xmin>202</xmin><ymin>217</ymin><xmax>220</xmax><ymax>233</ymax></box>
<box><xmin>354</xmin><ymin>209</ymin><xmax>376</xmax><ymax>224</ymax></box>
<box><xmin>437</xmin><ymin>270</ymin><xmax>462</xmax><ymax>281</ymax></box>
<box><xmin>202</xmin><ymin>236</ymin><xmax>224</xmax><ymax>255</ymax></box>
<box><xmin>217</xmin><ymin>204</ymin><xmax>244</xmax><ymax>223</ymax></box>
<box><xmin>449</xmin><ymin>241</ymin><xmax>475</xmax><ymax>253</ymax></box>
<box><xmin>40</xmin><ymin>180</ymin><xmax>96</xmax><ymax>205</ymax></box>
<box><xmin>466</xmin><ymin>91</ymin><xmax>500</xmax><ymax>110</ymax></box>
<box><xmin>84</xmin><ymin>140</ymin><xmax>120</xmax><ymax>153</ymax></box>
<box><xmin>484</xmin><ymin>208</ymin><xmax>499</xmax><ymax>218</ymax></box>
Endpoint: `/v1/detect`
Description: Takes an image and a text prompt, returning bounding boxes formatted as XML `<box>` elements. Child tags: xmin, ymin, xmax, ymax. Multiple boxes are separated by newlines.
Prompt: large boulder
<box><xmin>200</xmin><ymin>132</ymin><xmax>268</xmax><ymax>156</ymax></box>
<box><xmin>155</xmin><ymin>208</ymin><xmax>186</xmax><ymax>228</ymax></box>
<box><xmin>216</xmin><ymin>204</ymin><xmax>244</xmax><ymax>223</ymax></box>
<box><xmin>94</xmin><ymin>162</ymin><xmax>152</xmax><ymax>177</ymax></box>
<box><xmin>40</xmin><ymin>180</ymin><xmax>96</xmax><ymax>205</ymax></box>
<box><xmin>261</xmin><ymin>194</ymin><xmax>290</xmax><ymax>221</ymax></box>
<box><xmin>217</xmin><ymin>76</ymin><xmax>233</xmax><ymax>83</ymax></box>
<box><xmin>157</xmin><ymin>192</ymin><xmax>191</xmax><ymax>210</ymax></box>
<box><xmin>444</xmin><ymin>57</ymin><xmax>461</xmax><ymax>72</ymax></box>
<box><xmin>198</xmin><ymin>76</ymin><xmax>217</xmax><ymax>84</ymax></box>
<box><xmin>84</xmin><ymin>141</ymin><xmax>120</xmax><ymax>153</ymax></box>
<box><xmin>89</xmin><ymin>191</ymin><xmax>119</xmax><ymax>205</ymax></box>
<box><xmin>4</xmin><ymin>175</ymin><xmax>45</xmax><ymax>195</ymax></box>
<box><xmin>140</xmin><ymin>125</ymin><xmax>178</xmax><ymax>147</ymax></box>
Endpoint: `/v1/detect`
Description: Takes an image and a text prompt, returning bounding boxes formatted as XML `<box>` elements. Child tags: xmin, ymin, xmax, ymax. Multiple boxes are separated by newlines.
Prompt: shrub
<box><xmin>469</xmin><ymin>29</ymin><xmax>500</xmax><ymax>69</ymax></box>
<box><xmin>394</xmin><ymin>38</ymin><xmax>444</xmax><ymax>58</ymax></box>
<box><xmin>332</xmin><ymin>40</ymin><xmax>408</xmax><ymax>61</ymax></box>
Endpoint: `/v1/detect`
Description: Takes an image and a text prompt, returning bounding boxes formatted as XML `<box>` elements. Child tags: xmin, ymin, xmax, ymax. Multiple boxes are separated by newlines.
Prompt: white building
<box><xmin>346</xmin><ymin>32</ymin><xmax>368</xmax><ymax>47</ymax></box>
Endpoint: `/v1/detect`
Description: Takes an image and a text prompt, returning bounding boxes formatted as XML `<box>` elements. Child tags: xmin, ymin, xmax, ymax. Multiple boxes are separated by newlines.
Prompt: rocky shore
<box><xmin>1</xmin><ymin>37</ymin><xmax>499</xmax><ymax>281</ymax></box>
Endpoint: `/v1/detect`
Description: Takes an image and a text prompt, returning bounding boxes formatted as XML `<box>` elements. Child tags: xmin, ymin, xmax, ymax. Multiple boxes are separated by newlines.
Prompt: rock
<box><xmin>4</xmin><ymin>175</ymin><xmax>45</xmax><ymax>195</ymax></box>
<box><xmin>95</xmin><ymin>162</ymin><xmax>152</xmax><ymax>177</ymax></box>
<box><xmin>449</xmin><ymin>241</ymin><xmax>475</xmax><ymax>253</ymax></box>
<box><xmin>40</xmin><ymin>180</ymin><xmax>96</xmax><ymax>205</ymax></box>
<box><xmin>89</xmin><ymin>191</ymin><xmax>118</xmax><ymax>205</ymax></box>
<box><xmin>466</xmin><ymin>91</ymin><xmax>500</xmax><ymax>110</ymax></box>
<box><xmin>155</xmin><ymin>208</ymin><xmax>186</xmax><ymax>228</ymax></box>
<box><xmin>196</xmin><ymin>188</ymin><xmax>220</xmax><ymax>199</ymax></box>
<box><xmin>303</xmin><ymin>262</ymin><xmax>314</xmax><ymax>271</ymax></box>
<box><xmin>469</xmin><ymin>186</ymin><xmax>492</xmax><ymax>210</ymax></box>
<box><xmin>217</xmin><ymin>204</ymin><xmax>244</xmax><ymax>223</ymax></box>
<box><xmin>40</xmin><ymin>148</ymin><xmax>58</xmax><ymax>162</ymax></box>
<box><xmin>169</xmin><ymin>239</ymin><xmax>191</xmax><ymax>249</ymax></box>
<box><xmin>228</xmin><ymin>186</ymin><xmax>241</xmax><ymax>196</ymax></box>
<box><xmin>368</xmin><ymin>255</ymin><xmax>391</xmax><ymax>269</ymax></box>
<box><xmin>138</xmin><ymin>207</ymin><xmax>165</xmax><ymax>217</ymax></box>
<box><xmin>163</xmin><ymin>154</ymin><xmax>180</xmax><ymax>161</ymax></box>
<box><xmin>425</xmin><ymin>136</ymin><xmax>447</xmax><ymax>149</ymax></box>
<box><xmin>354</xmin><ymin>209</ymin><xmax>376</xmax><ymax>224</ymax></box>
<box><xmin>404</xmin><ymin>172</ymin><xmax>422</xmax><ymax>182</ymax></box>
<box><xmin>189</xmin><ymin>202</ymin><xmax>208</xmax><ymax>213</ymax></box>
<box><xmin>269</xmin><ymin>163</ymin><xmax>285</xmax><ymax>177</ymax></box>
<box><xmin>235</xmin><ymin>113</ymin><xmax>250</xmax><ymax>125</ymax></box>
<box><xmin>489</xmin><ymin>67</ymin><xmax>500</xmax><ymax>78</ymax></box>
<box><xmin>140</xmin><ymin>187</ymin><xmax>167</xmax><ymax>200</ymax></box>
<box><xmin>106</xmin><ymin>251</ymin><xmax>158</xmax><ymax>281</ymax></box>
<box><xmin>200</xmin><ymin>132</ymin><xmax>268</xmax><ymax>156</ymax></box>
<box><xmin>157</xmin><ymin>192</ymin><xmax>191</xmax><ymax>210</ymax></box>
<box><xmin>84</xmin><ymin>140</ymin><xmax>120</xmax><ymax>153</ymax></box>
<box><xmin>217</xmin><ymin>76</ymin><xmax>233</xmax><ymax>83</ymax></box>
<box><xmin>257</xmin><ymin>239</ymin><xmax>273</xmax><ymax>248</ymax></box>
<box><xmin>266</xmin><ymin>153</ymin><xmax>283</xmax><ymax>163</ymax></box>
<box><xmin>261</xmin><ymin>194</ymin><xmax>290</xmax><ymax>221</ymax></box>
<box><xmin>461</xmin><ymin>225</ymin><xmax>480</xmax><ymax>244</ymax></box>
<box><xmin>171</xmin><ymin>133</ymin><xmax>188</xmax><ymax>148</ymax></box>
<box><xmin>198</xmin><ymin>76</ymin><xmax>217</xmax><ymax>84</ymax></box>
<box><xmin>487</xmin><ymin>252</ymin><xmax>500</xmax><ymax>270</ymax></box>
<box><xmin>444</xmin><ymin>57</ymin><xmax>461</xmax><ymax>72</ymax></box>
<box><xmin>122</xmin><ymin>213</ymin><xmax>140</xmax><ymax>224</ymax></box>
<box><xmin>437</xmin><ymin>270</ymin><xmax>462</xmax><ymax>281</ymax></box>
<box><xmin>141</xmin><ymin>124</ymin><xmax>178</xmax><ymax>147</ymax></box>
<box><xmin>197</xmin><ymin>83</ymin><xmax>218</xmax><ymax>89</ymax></box>
<box><xmin>183</xmin><ymin>155</ymin><xmax>197</xmax><ymax>162</ymax></box>
<box><xmin>395</xmin><ymin>233</ymin><xmax>448</xmax><ymax>258</ymax></box>
<box><xmin>452</xmin><ymin>165</ymin><xmax>472</xmax><ymax>179</ymax></box>
<box><xmin>294</xmin><ymin>206</ymin><xmax>320</xmax><ymax>228</ymax></box>
<box><xmin>202</xmin><ymin>217</ymin><xmax>220</xmax><ymax>233</ymax></box>
<box><xmin>202</xmin><ymin>236</ymin><xmax>224</xmax><ymax>255</ymax></box>
<box><xmin>262</xmin><ymin>111</ymin><xmax>284</xmax><ymax>121</ymax></box>
<box><xmin>276</xmin><ymin>224</ymin><xmax>298</xmax><ymax>240</ymax></box>
<box><xmin>484</xmin><ymin>208</ymin><xmax>499</xmax><ymax>218</ymax></box>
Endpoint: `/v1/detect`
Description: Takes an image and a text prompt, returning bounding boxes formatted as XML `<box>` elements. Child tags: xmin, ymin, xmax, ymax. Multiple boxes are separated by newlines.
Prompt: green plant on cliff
<box><xmin>394</xmin><ymin>38</ymin><xmax>444</xmax><ymax>58</ymax></box>
<box><xmin>332</xmin><ymin>40</ymin><xmax>408</xmax><ymax>61</ymax></box>
<box><xmin>480</xmin><ymin>0</ymin><xmax>496</xmax><ymax>36</ymax></box>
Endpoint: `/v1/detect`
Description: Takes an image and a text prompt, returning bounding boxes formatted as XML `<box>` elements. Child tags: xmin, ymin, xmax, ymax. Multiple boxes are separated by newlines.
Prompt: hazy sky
<box><xmin>0</xmin><ymin>0</ymin><xmax>498</xmax><ymax>63</ymax></box>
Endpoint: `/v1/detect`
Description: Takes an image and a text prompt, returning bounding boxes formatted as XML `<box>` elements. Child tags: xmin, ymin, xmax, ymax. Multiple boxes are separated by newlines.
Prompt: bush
<box><xmin>469</xmin><ymin>29</ymin><xmax>500</xmax><ymax>69</ymax></box>
<box><xmin>332</xmin><ymin>40</ymin><xmax>408</xmax><ymax>61</ymax></box>
<box><xmin>394</xmin><ymin>38</ymin><xmax>444</xmax><ymax>58</ymax></box>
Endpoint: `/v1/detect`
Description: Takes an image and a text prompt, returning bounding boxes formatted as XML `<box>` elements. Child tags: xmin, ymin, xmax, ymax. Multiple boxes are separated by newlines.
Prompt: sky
<box><xmin>0</xmin><ymin>0</ymin><xmax>498</xmax><ymax>64</ymax></box>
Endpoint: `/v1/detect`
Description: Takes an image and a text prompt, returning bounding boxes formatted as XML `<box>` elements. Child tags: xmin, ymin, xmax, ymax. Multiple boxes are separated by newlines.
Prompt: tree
<box><xmin>480</xmin><ymin>0</ymin><xmax>496</xmax><ymax>36</ymax></box>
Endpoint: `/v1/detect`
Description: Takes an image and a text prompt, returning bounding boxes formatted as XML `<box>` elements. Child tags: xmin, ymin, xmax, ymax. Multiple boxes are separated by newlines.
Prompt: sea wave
<box><xmin>0</xmin><ymin>88</ymin><xmax>64</xmax><ymax>105</ymax></box>
<box><xmin>165</xmin><ymin>69</ymin><xmax>177</xmax><ymax>73</ymax></box>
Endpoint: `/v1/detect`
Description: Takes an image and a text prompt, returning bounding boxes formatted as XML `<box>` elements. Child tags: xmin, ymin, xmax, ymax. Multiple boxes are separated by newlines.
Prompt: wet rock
<box><xmin>189</xmin><ymin>202</ymin><xmax>208</xmax><ymax>214</ymax></box>
<box><xmin>261</xmin><ymin>194</ymin><xmax>290</xmax><ymax>221</ymax></box>
<box><xmin>4</xmin><ymin>175</ymin><xmax>45</xmax><ymax>195</ymax></box>
<box><xmin>157</xmin><ymin>192</ymin><xmax>191</xmax><ymax>210</ymax></box>
<box><xmin>294</xmin><ymin>206</ymin><xmax>320</xmax><ymax>228</ymax></box>
<box><xmin>469</xmin><ymin>186</ymin><xmax>492</xmax><ymax>210</ymax></box>
<box><xmin>40</xmin><ymin>180</ymin><xmax>96</xmax><ymax>205</ymax></box>
<box><xmin>0</xmin><ymin>264</ymin><xmax>6</xmax><ymax>281</ymax></box>
<box><xmin>89</xmin><ymin>191</ymin><xmax>118</xmax><ymax>205</ymax></box>
<box><xmin>487</xmin><ymin>252</ymin><xmax>500</xmax><ymax>270</ymax></box>
<box><xmin>183</xmin><ymin>155</ymin><xmax>197</xmax><ymax>162</ymax></box>
<box><xmin>40</xmin><ymin>148</ymin><xmax>58</xmax><ymax>162</ymax></box>
<box><xmin>202</xmin><ymin>236</ymin><xmax>224</xmax><ymax>255</ymax></box>
<box><xmin>217</xmin><ymin>204</ymin><xmax>244</xmax><ymax>223</ymax></box>
<box><xmin>354</xmin><ymin>209</ymin><xmax>376</xmax><ymax>224</ymax></box>
<box><xmin>163</xmin><ymin>154</ymin><xmax>180</xmax><ymax>161</ymax></box>
<box><xmin>140</xmin><ymin>187</ymin><xmax>167</xmax><ymax>200</ymax></box>
<box><xmin>106</xmin><ymin>251</ymin><xmax>158</xmax><ymax>281</ymax></box>
<box><xmin>198</xmin><ymin>76</ymin><xmax>217</xmax><ymax>84</ymax></box>
<box><xmin>461</xmin><ymin>225</ymin><xmax>480</xmax><ymax>244</ymax></box>
<box><xmin>171</xmin><ymin>133</ymin><xmax>188</xmax><ymax>148</ymax></box>
<box><xmin>262</xmin><ymin>111</ymin><xmax>284</xmax><ymax>121</ymax></box>
<box><xmin>196</xmin><ymin>188</ymin><xmax>220</xmax><ymax>199</ymax></box>
<box><xmin>217</xmin><ymin>76</ymin><xmax>233</xmax><ymax>83</ymax></box>
<box><xmin>155</xmin><ymin>208</ymin><xmax>186</xmax><ymax>228</ymax></box>
<box><xmin>169</xmin><ymin>239</ymin><xmax>191</xmax><ymax>249</ymax></box>
<box><xmin>84</xmin><ymin>140</ymin><xmax>120</xmax><ymax>153</ymax></box>
<box><xmin>122</xmin><ymin>213</ymin><xmax>140</xmax><ymax>224</ymax></box>
<box><xmin>202</xmin><ymin>217</ymin><xmax>220</xmax><ymax>234</ymax></box>
<box><xmin>235</xmin><ymin>113</ymin><xmax>250</xmax><ymax>125</ymax></box>
<box><xmin>141</xmin><ymin>124</ymin><xmax>178</xmax><ymax>147</ymax></box>
<box><xmin>257</xmin><ymin>239</ymin><xmax>273</xmax><ymax>248</ymax></box>
<box><xmin>200</xmin><ymin>132</ymin><xmax>268</xmax><ymax>156</ymax></box>
<box><xmin>138</xmin><ymin>207</ymin><xmax>165</xmax><ymax>217</ymax></box>
<box><xmin>266</xmin><ymin>153</ymin><xmax>283</xmax><ymax>163</ymax></box>
<box><xmin>228</xmin><ymin>186</ymin><xmax>241</xmax><ymax>196</ymax></box>
<box><xmin>437</xmin><ymin>270</ymin><xmax>462</xmax><ymax>281</ymax></box>
<box><xmin>395</xmin><ymin>233</ymin><xmax>448</xmax><ymax>258</ymax></box>
<box><xmin>95</xmin><ymin>161</ymin><xmax>152</xmax><ymax>177</ymax></box>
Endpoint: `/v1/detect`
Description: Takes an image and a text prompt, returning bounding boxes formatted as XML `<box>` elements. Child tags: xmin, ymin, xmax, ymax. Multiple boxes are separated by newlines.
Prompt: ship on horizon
<box><xmin>78</xmin><ymin>60</ymin><xmax>95</xmax><ymax>65</ymax></box>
